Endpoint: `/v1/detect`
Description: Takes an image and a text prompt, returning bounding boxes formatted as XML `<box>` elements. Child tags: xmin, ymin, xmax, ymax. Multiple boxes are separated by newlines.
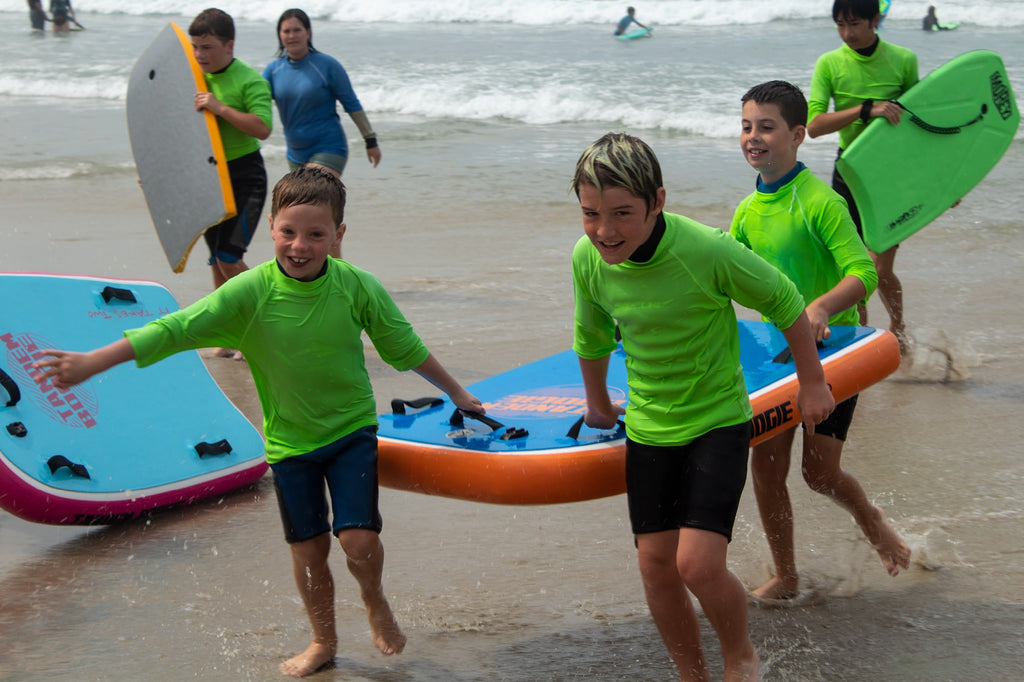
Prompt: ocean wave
<box><xmin>2</xmin><ymin>0</ymin><xmax>1022</xmax><ymax>28</ymax></box>
<box><xmin>0</xmin><ymin>75</ymin><xmax>126</xmax><ymax>101</ymax></box>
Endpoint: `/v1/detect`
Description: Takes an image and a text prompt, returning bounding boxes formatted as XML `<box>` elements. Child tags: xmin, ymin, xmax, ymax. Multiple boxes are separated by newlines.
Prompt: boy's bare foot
<box><xmin>366</xmin><ymin>598</ymin><xmax>406</xmax><ymax>655</ymax></box>
<box><xmin>891</xmin><ymin>326</ymin><xmax>911</xmax><ymax>359</ymax></box>
<box><xmin>751</xmin><ymin>575</ymin><xmax>798</xmax><ymax>601</ymax></box>
<box><xmin>280</xmin><ymin>641</ymin><xmax>336</xmax><ymax>678</ymax></box>
<box><xmin>232</xmin><ymin>350</ymin><xmax>245</xmax><ymax>362</ymax></box>
<box><xmin>724</xmin><ymin>646</ymin><xmax>760</xmax><ymax>682</ymax></box>
<box><xmin>867</xmin><ymin>505</ymin><xmax>911</xmax><ymax>576</ymax></box>
<box><xmin>213</xmin><ymin>347</ymin><xmax>236</xmax><ymax>358</ymax></box>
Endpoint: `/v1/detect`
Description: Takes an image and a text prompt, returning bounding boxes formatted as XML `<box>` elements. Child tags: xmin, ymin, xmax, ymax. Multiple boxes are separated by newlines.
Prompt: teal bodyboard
<box><xmin>0</xmin><ymin>273</ymin><xmax>266</xmax><ymax>525</ymax></box>
<box><xmin>837</xmin><ymin>50</ymin><xmax>1020</xmax><ymax>253</ymax></box>
<box><xmin>617</xmin><ymin>26</ymin><xmax>651</xmax><ymax>41</ymax></box>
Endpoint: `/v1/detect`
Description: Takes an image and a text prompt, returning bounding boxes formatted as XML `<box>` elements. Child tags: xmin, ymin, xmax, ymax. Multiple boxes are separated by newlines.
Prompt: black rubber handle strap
<box><xmin>566</xmin><ymin>415</ymin><xmax>625</xmax><ymax>440</ymax></box>
<box><xmin>0</xmin><ymin>368</ymin><xmax>21</xmax><ymax>407</ymax></box>
<box><xmin>390</xmin><ymin>397</ymin><xmax>444</xmax><ymax>415</ymax></box>
<box><xmin>195</xmin><ymin>439</ymin><xmax>232</xmax><ymax>457</ymax></box>
<box><xmin>48</xmin><ymin>455</ymin><xmax>90</xmax><ymax>479</ymax></box>
<box><xmin>101</xmin><ymin>286</ymin><xmax>138</xmax><ymax>304</ymax></box>
<box><xmin>448</xmin><ymin>407</ymin><xmax>505</xmax><ymax>432</ymax></box>
<box><xmin>895</xmin><ymin>100</ymin><xmax>986</xmax><ymax>135</ymax></box>
<box><xmin>773</xmin><ymin>340</ymin><xmax>826</xmax><ymax>364</ymax></box>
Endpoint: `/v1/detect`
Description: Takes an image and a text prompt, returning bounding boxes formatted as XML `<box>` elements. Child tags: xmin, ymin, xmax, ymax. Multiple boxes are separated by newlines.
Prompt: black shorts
<box><xmin>831</xmin><ymin>153</ymin><xmax>864</xmax><ymax>240</ymax></box>
<box><xmin>204</xmin><ymin>150</ymin><xmax>267</xmax><ymax>265</ymax></box>
<box><xmin>803</xmin><ymin>394</ymin><xmax>858</xmax><ymax>441</ymax></box>
<box><xmin>626</xmin><ymin>421</ymin><xmax>752</xmax><ymax>542</ymax></box>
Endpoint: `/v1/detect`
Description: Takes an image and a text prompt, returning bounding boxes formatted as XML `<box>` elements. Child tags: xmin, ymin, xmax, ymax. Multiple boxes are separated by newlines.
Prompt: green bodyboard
<box><xmin>837</xmin><ymin>50</ymin><xmax>1020</xmax><ymax>253</ymax></box>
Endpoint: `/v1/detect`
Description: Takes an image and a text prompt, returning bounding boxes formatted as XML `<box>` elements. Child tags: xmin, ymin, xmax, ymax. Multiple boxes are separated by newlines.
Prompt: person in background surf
<box><xmin>614</xmin><ymin>6</ymin><xmax>647</xmax><ymax>35</ymax></box>
<box><xmin>263</xmin><ymin>8</ymin><xmax>382</xmax><ymax>259</ymax></box>
<box><xmin>48</xmin><ymin>0</ymin><xmax>71</xmax><ymax>33</ymax></box>
<box><xmin>922</xmin><ymin>5</ymin><xmax>951</xmax><ymax>30</ymax></box>
<box><xmin>731</xmin><ymin>80</ymin><xmax>911</xmax><ymax>604</ymax></box>
<box><xmin>33</xmin><ymin>166</ymin><xmax>485</xmax><ymax>680</ymax></box>
<box><xmin>188</xmin><ymin>8</ymin><xmax>273</xmax><ymax>360</ymax></box>
<box><xmin>807</xmin><ymin>0</ymin><xmax>918</xmax><ymax>357</ymax></box>
<box><xmin>28</xmin><ymin>0</ymin><xmax>47</xmax><ymax>31</ymax></box>
<box><xmin>570</xmin><ymin>132</ymin><xmax>835</xmax><ymax>681</ymax></box>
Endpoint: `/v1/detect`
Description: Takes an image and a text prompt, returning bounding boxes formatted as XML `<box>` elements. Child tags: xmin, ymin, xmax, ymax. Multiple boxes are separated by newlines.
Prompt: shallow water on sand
<box><xmin>2</xmin><ymin>165</ymin><xmax>1023</xmax><ymax>680</ymax></box>
<box><xmin>2</xmin><ymin>5</ymin><xmax>1023</xmax><ymax>679</ymax></box>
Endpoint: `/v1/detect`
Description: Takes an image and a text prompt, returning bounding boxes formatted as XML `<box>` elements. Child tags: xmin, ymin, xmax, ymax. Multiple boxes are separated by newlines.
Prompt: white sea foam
<box><xmin>0</xmin><ymin>0</ymin><xmax>1022</xmax><ymax>27</ymax></box>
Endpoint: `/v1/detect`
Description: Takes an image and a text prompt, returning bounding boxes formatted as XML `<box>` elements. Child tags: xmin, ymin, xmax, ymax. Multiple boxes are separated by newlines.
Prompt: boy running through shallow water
<box><xmin>570</xmin><ymin>132</ymin><xmax>834</xmax><ymax>681</ymax></box>
<box><xmin>731</xmin><ymin>80</ymin><xmax>911</xmax><ymax>602</ymax></box>
<box><xmin>34</xmin><ymin>167</ymin><xmax>484</xmax><ymax>678</ymax></box>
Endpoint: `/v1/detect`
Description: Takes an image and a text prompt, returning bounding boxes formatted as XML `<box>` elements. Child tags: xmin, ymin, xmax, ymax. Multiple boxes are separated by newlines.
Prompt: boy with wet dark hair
<box><xmin>35</xmin><ymin>167</ymin><xmax>484</xmax><ymax>679</ymax></box>
<box><xmin>733</xmin><ymin>80</ymin><xmax>910</xmax><ymax>603</ymax></box>
<box><xmin>188</xmin><ymin>8</ymin><xmax>273</xmax><ymax>360</ymax></box>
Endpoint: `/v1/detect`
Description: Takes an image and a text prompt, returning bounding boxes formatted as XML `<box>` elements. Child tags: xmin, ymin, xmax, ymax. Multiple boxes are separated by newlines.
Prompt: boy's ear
<box><xmin>335</xmin><ymin>223</ymin><xmax>347</xmax><ymax>244</ymax></box>
<box><xmin>791</xmin><ymin>123</ymin><xmax>807</xmax><ymax>147</ymax></box>
<box><xmin>652</xmin><ymin>187</ymin><xmax>667</xmax><ymax>215</ymax></box>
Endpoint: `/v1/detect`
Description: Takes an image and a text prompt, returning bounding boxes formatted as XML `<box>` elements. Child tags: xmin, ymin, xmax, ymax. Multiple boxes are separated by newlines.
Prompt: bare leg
<box><xmin>802</xmin><ymin>433</ymin><xmax>911</xmax><ymax>576</ymax></box>
<box><xmin>637</xmin><ymin>531</ymin><xmax>708</xmax><ymax>681</ymax></box>
<box><xmin>638</xmin><ymin>530</ymin><xmax>759</xmax><ymax>681</ymax></box>
<box><xmin>337</xmin><ymin>529</ymin><xmax>406</xmax><ymax>656</ymax></box>
<box><xmin>750</xmin><ymin>429</ymin><xmax>799</xmax><ymax>599</ymax></box>
<box><xmin>870</xmin><ymin>246</ymin><xmax>908</xmax><ymax>356</ymax></box>
<box><xmin>676</xmin><ymin>529</ymin><xmax>760</xmax><ymax>682</ymax></box>
<box><xmin>281</xmin><ymin>533</ymin><xmax>338</xmax><ymax>678</ymax></box>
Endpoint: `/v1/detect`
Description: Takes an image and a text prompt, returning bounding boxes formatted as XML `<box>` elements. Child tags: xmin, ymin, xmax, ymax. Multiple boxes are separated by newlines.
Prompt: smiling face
<box><xmin>270</xmin><ymin>202</ymin><xmax>344</xmax><ymax>281</ymax></box>
<box><xmin>741</xmin><ymin>100</ymin><xmax>804</xmax><ymax>185</ymax></box>
<box><xmin>578</xmin><ymin>182</ymin><xmax>666</xmax><ymax>265</ymax></box>
<box><xmin>190</xmin><ymin>33</ymin><xmax>234</xmax><ymax>73</ymax></box>
<box><xmin>279</xmin><ymin>16</ymin><xmax>311</xmax><ymax>60</ymax></box>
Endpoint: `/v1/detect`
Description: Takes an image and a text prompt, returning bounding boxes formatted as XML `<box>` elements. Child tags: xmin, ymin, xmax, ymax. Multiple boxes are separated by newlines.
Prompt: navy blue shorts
<box><xmin>269</xmin><ymin>426</ymin><xmax>382</xmax><ymax>544</ymax></box>
<box><xmin>626</xmin><ymin>421</ymin><xmax>752</xmax><ymax>542</ymax></box>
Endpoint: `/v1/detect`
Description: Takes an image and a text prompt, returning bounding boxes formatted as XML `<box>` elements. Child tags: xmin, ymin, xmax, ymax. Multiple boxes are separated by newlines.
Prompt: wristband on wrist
<box><xmin>365</xmin><ymin>136</ymin><xmax>378</xmax><ymax>150</ymax></box>
<box><xmin>859</xmin><ymin>99</ymin><xmax>874</xmax><ymax>123</ymax></box>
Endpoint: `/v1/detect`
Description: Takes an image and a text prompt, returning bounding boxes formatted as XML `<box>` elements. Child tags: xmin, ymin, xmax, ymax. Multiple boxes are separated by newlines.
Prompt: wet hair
<box><xmin>741</xmin><ymin>80</ymin><xmax>808</xmax><ymax>130</ymax></box>
<box><xmin>271</xmin><ymin>167</ymin><xmax>347</xmax><ymax>225</ymax></box>
<box><xmin>189</xmin><ymin>8</ymin><xmax>235</xmax><ymax>42</ymax></box>
<box><xmin>274</xmin><ymin>8</ymin><xmax>318</xmax><ymax>57</ymax></box>
<box><xmin>571</xmin><ymin>133</ymin><xmax>663</xmax><ymax>212</ymax></box>
<box><xmin>832</xmin><ymin>0</ymin><xmax>881</xmax><ymax>22</ymax></box>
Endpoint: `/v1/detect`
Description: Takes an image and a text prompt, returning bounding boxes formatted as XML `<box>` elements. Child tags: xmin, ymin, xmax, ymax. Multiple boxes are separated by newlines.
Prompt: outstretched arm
<box><xmin>33</xmin><ymin>338</ymin><xmax>136</xmax><ymax>391</ymax></box>
<box><xmin>578</xmin><ymin>355</ymin><xmax>624</xmax><ymax>429</ymax></box>
<box><xmin>413</xmin><ymin>353</ymin><xmax>484</xmax><ymax>413</ymax></box>
<box><xmin>779</xmin><ymin>312</ymin><xmax>835</xmax><ymax>434</ymax></box>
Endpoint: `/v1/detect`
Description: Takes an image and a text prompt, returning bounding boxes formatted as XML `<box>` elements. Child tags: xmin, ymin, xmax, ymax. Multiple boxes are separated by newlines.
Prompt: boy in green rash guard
<box><xmin>570</xmin><ymin>132</ymin><xmax>834</xmax><ymax>681</ymax></box>
<box><xmin>732</xmin><ymin>81</ymin><xmax>910</xmax><ymax>603</ymax></box>
<box><xmin>188</xmin><ymin>8</ymin><xmax>273</xmax><ymax>361</ymax></box>
<box><xmin>807</xmin><ymin>0</ymin><xmax>918</xmax><ymax>357</ymax></box>
<box><xmin>33</xmin><ymin>167</ymin><xmax>485</xmax><ymax>679</ymax></box>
